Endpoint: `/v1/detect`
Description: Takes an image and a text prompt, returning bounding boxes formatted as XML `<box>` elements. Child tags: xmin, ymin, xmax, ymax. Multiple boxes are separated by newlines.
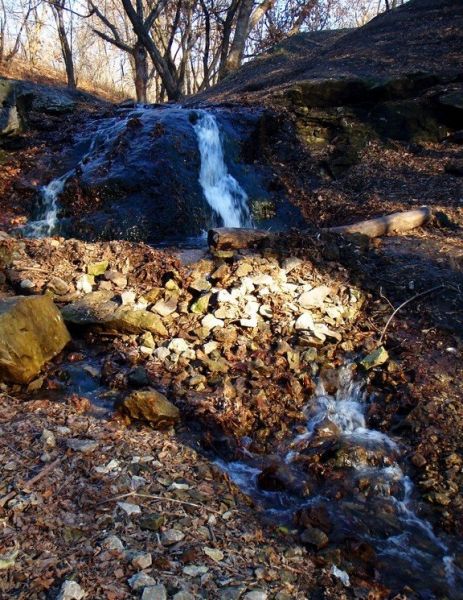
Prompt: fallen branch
<box><xmin>379</xmin><ymin>284</ymin><xmax>444</xmax><ymax>344</ymax></box>
<box><xmin>96</xmin><ymin>491</ymin><xmax>223</xmax><ymax>514</ymax></box>
<box><xmin>0</xmin><ymin>457</ymin><xmax>63</xmax><ymax>508</ymax></box>
<box><xmin>326</xmin><ymin>206</ymin><xmax>432</xmax><ymax>237</ymax></box>
<box><xmin>208</xmin><ymin>206</ymin><xmax>432</xmax><ymax>250</ymax></box>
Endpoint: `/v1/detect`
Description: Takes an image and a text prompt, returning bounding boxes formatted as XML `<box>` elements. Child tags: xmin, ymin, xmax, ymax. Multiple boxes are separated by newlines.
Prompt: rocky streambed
<box><xmin>1</xmin><ymin>230</ymin><xmax>462</xmax><ymax>599</ymax></box>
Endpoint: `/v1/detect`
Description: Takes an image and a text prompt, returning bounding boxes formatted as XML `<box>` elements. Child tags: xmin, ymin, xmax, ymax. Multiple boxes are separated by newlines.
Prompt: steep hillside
<box><xmin>194</xmin><ymin>0</ymin><xmax>463</xmax><ymax>106</ymax></box>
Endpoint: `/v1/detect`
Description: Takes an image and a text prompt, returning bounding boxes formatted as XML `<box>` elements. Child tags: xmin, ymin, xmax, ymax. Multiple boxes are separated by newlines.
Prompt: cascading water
<box><xmin>217</xmin><ymin>365</ymin><xmax>463</xmax><ymax>598</ymax></box>
<box><xmin>193</xmin><ymin>110</ymin><xmax>252</xmax><ymax>228</ymax></box>
<box><xmin>24</xmin><ymin>107</ymin><xmax>253</xmax><ymax>239</ymax></box>
<box><xmin>23</xmin><ymin>113</ymin><xmax>135</xmax><ymax>238</ymax></box>
<box><xmin>24</xmin><ymin>174</ymin><xmax>69</xmax><ymax>237</ymax></box>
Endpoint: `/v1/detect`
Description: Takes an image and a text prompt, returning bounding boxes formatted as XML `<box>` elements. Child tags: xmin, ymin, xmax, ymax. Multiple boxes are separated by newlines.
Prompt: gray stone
<box><xmin>243</xmin><ymin>592</ymin><xmax>268</xmax><ymax>600</ymax></box>
<box><xmin>131</xmin><ymin>551</ymin><xmax>152</xmax><ymax>570</ymax></box>
<box><xmin>142</xmin><ymin>585</ymin><xmax>168</xmax><ymax>600</ymax></box>
<box><xmin>173</xmin><ymin>592</ymin><xmax>195</xmax><ymax>600</ymax></box>
<box><xmin>219</xmin><ymin>586</ymin><xmax>246</xmax><ymax>600</ymax></box>
<box><xmin>56</xmin><ymin>580</ymin><xmax>85</xmax><ymax>600</ymax></box>
<box><xmin>161</xmin><ymin>529</ymin><xmax>185</xmax><ymax>545</ymax></box>
<box><xmin>66</xmin><ymin>439</ymin><xmax>98</xmax><ymax>453</ymax></box>
<box><xmin>102</xmin><ymin>535</ymin><xmax>124</xmax><ymax>551</ymax></box>
<box><xmin>128</xmin><ymin>572</ymin><xmax>156</xmax><ymax>591</ymax></box>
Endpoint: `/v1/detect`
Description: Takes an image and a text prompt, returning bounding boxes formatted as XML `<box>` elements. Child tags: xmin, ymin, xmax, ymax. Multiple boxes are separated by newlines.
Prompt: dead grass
<box><xmin>0</xmin><ymin>58</ymin><xmax>127</xmax><ymax>103</ymax></box>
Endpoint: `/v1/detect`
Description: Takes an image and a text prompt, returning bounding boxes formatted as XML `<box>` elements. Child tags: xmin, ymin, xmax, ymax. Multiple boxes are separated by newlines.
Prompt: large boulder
<box><xmin>0</xmin><ymin>295</ymin><xmax>71</xmax><ymax>383</ymax></box>
<box><xmin>0</xmin><ymin>79</ymin><xmax>22</xmax><ymax>137</ymax></box>
<box><xmin>61</xmin><ymin>291</ymin><xmax>168</xmax><ymax>336</ymax></box>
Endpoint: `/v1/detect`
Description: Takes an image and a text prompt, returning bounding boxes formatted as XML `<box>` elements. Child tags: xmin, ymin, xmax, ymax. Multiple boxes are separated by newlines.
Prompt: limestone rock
<box><xmin>121</xmin><ymin>389</ymin><xmax>180</xmax><ymax>428</ymax></box>
<box><xmin>152</xmin><ymin>294</ymin><xmax>178</xmax><ymax>316</ymax></box>
<box><xmin>202</xmin><ymin>314</ymin><xmax>224</xmax><ymax>330</ymax></box>
<box><xmin>0</xmin><ymin>295</ymin><xmax>71</xmax><ymax>383</ymax></box>
<box><xmin>56</xmin><ymin>580</ymin><xmax>85</xmax><ymax>600</ymax></box>
<box><xmin>104</xmin><ymin>270</ymin><xmax>127</xmax><ymax>288</ymax></box>
<box><xmin>76</xmin><ymin>274</ymin><xmax>94</xmax><ymax>294</ymax></box>
<box><xmin>294</xmin><ymin>312</ymin><xmax>315</xmax><ymax>331</ymax></box>
<box><xmin>298</xmin><ymin>285</ymin><xmax>331</xmax><ymax>308</ymax></box>
<box><xmin>61</xmin><ymin>292</ymin><xmax>168</xmax><ymax>336</ymax></box>
<box><xmin>87</xmin><ymin>260</ymin><xmax>108</xmax><ymax>276</ymax></box>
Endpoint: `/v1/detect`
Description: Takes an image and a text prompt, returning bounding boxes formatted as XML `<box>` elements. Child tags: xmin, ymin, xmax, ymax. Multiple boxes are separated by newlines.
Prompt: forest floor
<box><xmin>1</xmin><ymin>1</ymin><xmax>463</xmax><ymax>596</ymax></box>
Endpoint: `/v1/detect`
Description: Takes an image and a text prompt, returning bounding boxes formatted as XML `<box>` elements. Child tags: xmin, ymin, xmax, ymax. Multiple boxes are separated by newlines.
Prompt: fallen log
<box><xmin>208</xmin><ymin>206</ymin><xmax>432</xmax><ymax>251</ymax></box>
<box><xmin>325</xmin><ymin>206</ymin><xmax>432</xmax><ymax>237</ymax></box>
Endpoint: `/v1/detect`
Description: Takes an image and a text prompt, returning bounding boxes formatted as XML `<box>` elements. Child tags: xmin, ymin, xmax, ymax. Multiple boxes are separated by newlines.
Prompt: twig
<box><xmin>0</xmin><ymin>457</ymin><xmax>63</xmax><ymax>507</ymax></box>
<box><xmin>379</xmin><ymin>284</ymin><xmax>445</xmax><ymax>345</ymax></box>
<box><xmin>96</xmin><ymin>491</ymin><xmax>222</xmax><ymax>514</ymax></box>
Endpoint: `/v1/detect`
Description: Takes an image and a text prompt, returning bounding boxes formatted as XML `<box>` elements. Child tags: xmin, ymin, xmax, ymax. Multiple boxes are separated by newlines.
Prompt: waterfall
<box><xmin>24</xmin><ymin>173</ymin><xmax>69</xmax><ymax>237</ymax></box>
<box><xmin>193</xmin><ymin>111</ymin><xmax>252</xmax><ymax>228</ymax></box>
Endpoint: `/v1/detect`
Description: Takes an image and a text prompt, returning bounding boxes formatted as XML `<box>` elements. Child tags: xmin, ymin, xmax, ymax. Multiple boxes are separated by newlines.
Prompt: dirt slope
<box><xmin>195</xmin><ymin>0</ymin><xmax>463</xmax><ymax>106</ymax></box>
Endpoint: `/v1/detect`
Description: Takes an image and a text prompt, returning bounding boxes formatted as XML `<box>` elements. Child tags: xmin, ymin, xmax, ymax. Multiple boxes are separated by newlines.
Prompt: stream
<box><xmin>216</xmin><ymin>365</ymin><xmax>463</xmax><ymax>599</ymax></box>
<box><xmin>19</xmin><ymin>103</ymin><xmax>463</xmax><ymax>598</ymax></box>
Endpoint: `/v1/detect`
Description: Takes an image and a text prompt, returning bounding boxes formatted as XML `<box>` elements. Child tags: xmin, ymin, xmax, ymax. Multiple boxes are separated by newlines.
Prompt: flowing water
<box><xmin>217</xmin><ymin>366</ymin><xmax>463</xmax><ymax>598</ymax></box>
<box><xmin>23</xmin><ymin>114</ymin><xmax>131</xmax><ymax>237</ymax></box>
<box><xmin>24</xmin><ymin>107</ymin><xmax>253</xmax><ymax>239</ymax></box>
<box><xmin>193</xmin><ymin>110</ymin><xmax>252</xmax><ymax>228</ymax></box>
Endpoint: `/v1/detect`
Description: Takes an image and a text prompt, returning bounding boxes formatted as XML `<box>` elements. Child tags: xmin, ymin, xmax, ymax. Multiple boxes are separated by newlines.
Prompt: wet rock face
<box><xmin>0</xmin><ymin>77</ymin><xmax>94</xmax><ymax>142</ymax></box>
<box><xmin>0</xmin><ymin>295</ymin><xmax>71</xmax><ymax>383</ymax></box>
<box><xmin>49</xmin><ymin>106</ymin><xmax>302</xmax><ymax>243</ymax></box>
<box><xmin>59</xmin><ymin>107</ymin><xmax>211</xmax><ymax>242</ymax></box>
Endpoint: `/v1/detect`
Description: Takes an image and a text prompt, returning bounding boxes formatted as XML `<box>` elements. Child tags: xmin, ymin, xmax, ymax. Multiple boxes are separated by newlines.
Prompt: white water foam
<box><xmin>24</xmin><ymin>174</ymin><xmax>69</xmax><ymax>237</ymax></box>
<box><xmin>193</xmin><ymin>111</ymin><xmax>252</xmax><ymax>228</ymax></box>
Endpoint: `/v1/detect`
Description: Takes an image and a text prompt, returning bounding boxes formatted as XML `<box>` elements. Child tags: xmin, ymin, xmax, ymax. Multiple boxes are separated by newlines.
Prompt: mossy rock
<box><xmin>0</xmin><ymin>295</ymin><xmax>71</xmax><ymax>383</ymax></box>
<box><xmin>120</xmin><ymin>389</ymin><xmax>180</xmax><ymax>429</ymax></box>
<box><xmin>370</xmin><ymin>99</ymin><xmax>445</xmax><ymax>142</ymax></box>
<box><xmin>286</xmin><ymin>78</ymin><xmax>373</xmax><ymax>108</ymax></box>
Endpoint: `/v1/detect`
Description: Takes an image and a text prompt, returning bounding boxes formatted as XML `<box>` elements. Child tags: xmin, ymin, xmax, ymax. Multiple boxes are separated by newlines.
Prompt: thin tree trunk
<box><xmin>222</xmin><ymin>0</ymin><xmax>254</xmax><ymax>78</ymax></box>
<box><xmin>133</xmin><ymin>40</ymin><xmax>148</xmax><ymax>102</ymax></box>
<box><xmin>52</xmin><ymin>1</ymin><xmax>76</xmax><ymax>89</ymax></box>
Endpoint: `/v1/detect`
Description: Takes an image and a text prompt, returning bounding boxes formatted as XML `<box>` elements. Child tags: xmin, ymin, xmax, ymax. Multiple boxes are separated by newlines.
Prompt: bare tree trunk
<box><xmin>120</xmin><ymin>0</ymin><xmax>181</xmax><ymax>101</ymax></box>
<box><xmin>51</xmin><ymin>0</ymin><xmax>76</xmax><ymax>89</ymax></box>
<box><xmin>222</xmin><ymin>0</ymin><xmax>254</xmax><ymax>78</ymax></box>
<box><xmin>133</xmin><ymin>40</ymin><xmax>148</xmax><ymax>102</ymax></box>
